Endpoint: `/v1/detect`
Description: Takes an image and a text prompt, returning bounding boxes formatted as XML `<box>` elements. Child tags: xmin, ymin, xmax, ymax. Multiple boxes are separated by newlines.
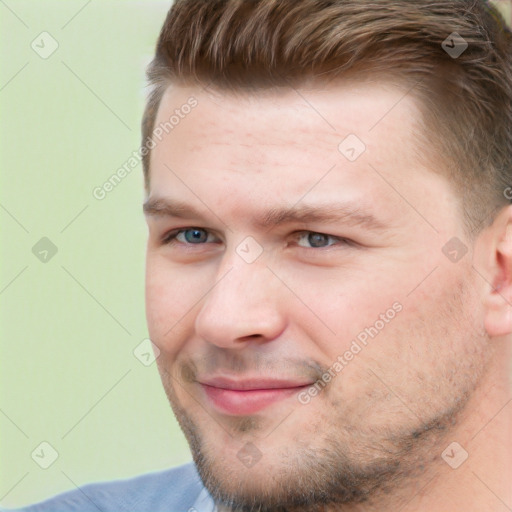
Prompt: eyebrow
<box><xmin>143</xmin><ymin>197</ymin><xmax>386</xmax><ymax>231</ymax></box>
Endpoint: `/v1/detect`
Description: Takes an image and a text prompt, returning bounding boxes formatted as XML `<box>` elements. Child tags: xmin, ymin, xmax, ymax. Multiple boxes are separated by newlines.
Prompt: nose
<box><xmin>194</xmin><ymin>254</ymin><xmax>287</xmax><ymax>348</ymax></box>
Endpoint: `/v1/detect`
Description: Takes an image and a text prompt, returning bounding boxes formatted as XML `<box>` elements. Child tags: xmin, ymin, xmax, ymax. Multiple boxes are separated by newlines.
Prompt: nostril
<box><xmin>237</xmin><ymin>334</ymin><xmax>268</xmax><ymax>343</ymax></box>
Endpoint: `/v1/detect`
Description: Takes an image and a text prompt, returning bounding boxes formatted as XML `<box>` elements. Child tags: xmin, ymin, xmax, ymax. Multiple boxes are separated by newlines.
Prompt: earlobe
<box><xmin>483</xmin><ymin>205</ymin><xmax>512</xmax><ymax>337</ymax></box>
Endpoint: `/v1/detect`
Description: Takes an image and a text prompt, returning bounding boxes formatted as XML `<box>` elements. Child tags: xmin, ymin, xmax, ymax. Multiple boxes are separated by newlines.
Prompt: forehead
<box><xmin>148</xmin><ymin>81</ymin><xmax>455</xmax><ymax>230</ymax></box>
<box><xmin>154</xmin><ymin>80</ymin><xmax>424</xmax><ymax>153</ymax></box>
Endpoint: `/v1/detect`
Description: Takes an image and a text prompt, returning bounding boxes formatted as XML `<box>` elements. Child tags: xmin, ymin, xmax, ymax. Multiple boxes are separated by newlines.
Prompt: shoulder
<box><xmin>8</xmin><ymin>462</ymin><xmax>209</xmax><ymax>512</ymax></box>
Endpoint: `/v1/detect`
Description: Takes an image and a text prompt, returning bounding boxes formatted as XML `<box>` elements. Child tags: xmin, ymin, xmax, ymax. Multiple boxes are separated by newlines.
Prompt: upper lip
<box><xmin>199</xmin><ymin>376</ymin><xmax>314</xmax><ymax>391</ymax></box>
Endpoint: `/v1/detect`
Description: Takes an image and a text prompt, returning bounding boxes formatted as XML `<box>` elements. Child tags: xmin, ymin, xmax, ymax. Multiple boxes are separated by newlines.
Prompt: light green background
<box><xmin>0</xmin><ymin>1</ymin><xmax>192</xmax><ymax>508</ymax></box>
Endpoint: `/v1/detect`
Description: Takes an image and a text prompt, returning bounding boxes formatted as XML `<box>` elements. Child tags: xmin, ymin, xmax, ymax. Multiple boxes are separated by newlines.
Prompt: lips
<box><xmin>198</xmin><ymin>376</ymin><xmax>313</xmax><ymax>415</ymax></box>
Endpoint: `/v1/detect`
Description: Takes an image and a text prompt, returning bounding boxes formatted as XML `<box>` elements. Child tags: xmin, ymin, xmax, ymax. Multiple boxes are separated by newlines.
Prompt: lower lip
<box><xmin>200</xmin><ymin>384</ymin><xmax>308</xmax><ymax>415</ymax></box>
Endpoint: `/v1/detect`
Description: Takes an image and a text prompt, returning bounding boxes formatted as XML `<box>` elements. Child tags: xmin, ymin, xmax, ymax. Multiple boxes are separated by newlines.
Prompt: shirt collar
<box><xmin>191</xmin><ymin>486</ymin><xmax>217</xmax><ymax>512</ymax></box>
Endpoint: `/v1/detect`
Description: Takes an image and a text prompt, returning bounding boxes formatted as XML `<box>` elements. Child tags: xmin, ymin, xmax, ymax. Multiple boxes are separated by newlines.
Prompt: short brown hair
<box><xmin>142</xmin><ymin>0</ymin><xmax>512</xmax><ymax>235</ymax></box>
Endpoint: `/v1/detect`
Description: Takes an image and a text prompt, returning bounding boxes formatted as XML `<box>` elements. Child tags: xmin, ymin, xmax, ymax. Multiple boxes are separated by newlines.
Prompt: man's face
<box><xmin>144</xmin><ymin>82</ymin><xmax>489</xmax><ymax>509</ymax></box>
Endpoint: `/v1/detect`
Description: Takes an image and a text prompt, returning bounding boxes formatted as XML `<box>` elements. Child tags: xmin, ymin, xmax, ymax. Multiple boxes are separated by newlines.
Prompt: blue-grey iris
<box><xmin>184</xmin><ymin>228</ymin><xmax>208</xmax><ymax>243</ymax></box>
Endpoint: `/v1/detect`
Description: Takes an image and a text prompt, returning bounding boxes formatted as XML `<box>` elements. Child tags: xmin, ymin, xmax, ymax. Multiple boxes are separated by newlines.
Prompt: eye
<box><xmin>163</xmin><ymin>227</ymin><xmax>218</xmax><ymax>245</ymax></box>
<box><xmin>296</xmin><ymin>231</ymin><xmax>343</xmax><ymax>248</ymax></box>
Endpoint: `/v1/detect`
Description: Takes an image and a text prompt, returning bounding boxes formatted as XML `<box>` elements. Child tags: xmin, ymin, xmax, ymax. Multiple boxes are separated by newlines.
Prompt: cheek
<box><xmin>359</xmin><ymin>272</ymin><xmax>483</xmax><ymax>395</ymax></box>
<box><xmin>145</xmin><ymin>255</ymin><xmax>208</xmax><ymax>351</ymax></box>
<box><xmin>285</xmin><ymin>267</ymin><xmax>405</xmax><ymax>357</ymax></box>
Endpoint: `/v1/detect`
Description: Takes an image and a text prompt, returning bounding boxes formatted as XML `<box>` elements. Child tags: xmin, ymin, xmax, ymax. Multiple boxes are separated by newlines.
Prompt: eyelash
<box><xmin>161</xmin><ymin>228</ymin><xmax>351</xmax><ymax>249</ymax></box>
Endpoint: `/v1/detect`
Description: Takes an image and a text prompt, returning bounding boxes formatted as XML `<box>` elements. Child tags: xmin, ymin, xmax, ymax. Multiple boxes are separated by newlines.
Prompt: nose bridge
<box><xmin>194</xmin><ymin>251</ymin><xmax>285</xmax><ymax>345</ymax></box>
<box><xmin>213</xmin><ymin>259</ymin><xmax>256</xmax><ymax>307</ymax></box>
<box><xmin>206</xmin><ymin>255</ymin><xmax>274</xmax><ymax>318</ymax></box>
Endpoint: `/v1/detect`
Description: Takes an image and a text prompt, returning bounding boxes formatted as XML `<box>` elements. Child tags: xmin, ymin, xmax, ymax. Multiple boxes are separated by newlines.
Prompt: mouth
<box><xmin>198</xmin><ymin>377</ymin><xmax>314</xmax><ymax>415</ymax></box>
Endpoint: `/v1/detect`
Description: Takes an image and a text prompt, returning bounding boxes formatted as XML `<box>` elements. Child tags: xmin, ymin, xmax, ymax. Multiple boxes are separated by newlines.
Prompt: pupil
<box><xmin>309</xmin><ymin>233</ymin><xmax>328</xmax><ymax>247</ymax></box>
<box><xmin>185</xmin><ymin>229</ymin><xmax>207</xmax><ymax>243</ymax></box>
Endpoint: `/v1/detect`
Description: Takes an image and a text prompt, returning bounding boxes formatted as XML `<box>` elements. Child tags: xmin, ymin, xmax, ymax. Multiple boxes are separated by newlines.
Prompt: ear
<box><xmin>481</xmin><ymin>205</ymin><xmax>512</xmax><ymax>337</ymax></box>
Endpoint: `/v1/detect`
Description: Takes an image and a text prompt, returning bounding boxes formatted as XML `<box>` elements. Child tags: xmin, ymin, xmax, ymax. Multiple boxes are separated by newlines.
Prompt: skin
<box><xmin>144</xmin><ymin>82</ymin><xmax>512</xmax><ymax>511</ymax></box>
